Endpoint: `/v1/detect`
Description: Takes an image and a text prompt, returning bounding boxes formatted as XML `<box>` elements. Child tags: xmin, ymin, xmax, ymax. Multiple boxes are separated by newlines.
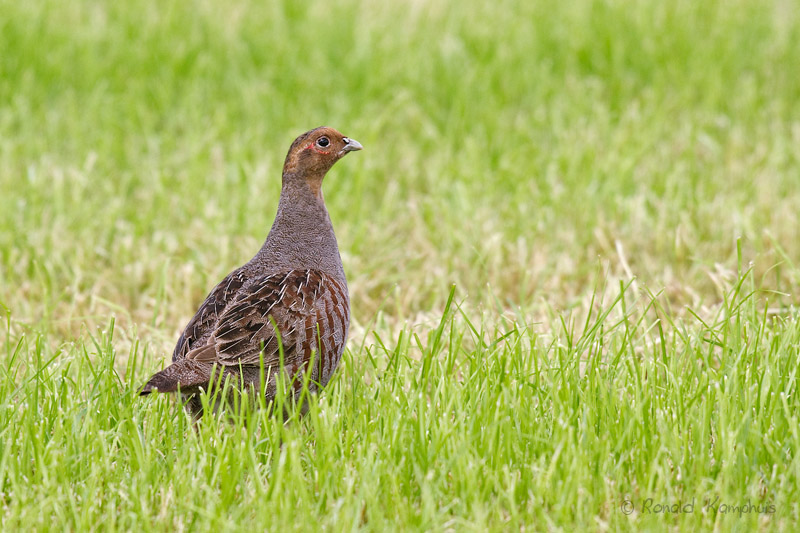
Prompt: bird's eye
<box><xmin>317</xmin><ymin>137</ymin><xmax>330</xmax><ymax>148</ymax></box>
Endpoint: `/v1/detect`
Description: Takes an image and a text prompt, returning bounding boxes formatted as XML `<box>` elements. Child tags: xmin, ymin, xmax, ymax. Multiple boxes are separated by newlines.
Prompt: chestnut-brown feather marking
<box><xmin>170</xmin><ymin>270</ymin><xmax>347</xmax><ymax>393</ymax></box>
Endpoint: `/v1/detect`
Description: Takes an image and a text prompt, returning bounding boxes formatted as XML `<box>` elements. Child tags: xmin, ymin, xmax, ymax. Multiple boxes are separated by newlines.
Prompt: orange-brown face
<box><xmin>283</xmin><ymin>126</ymin><xmax>363</xmax><ymax>179</ymax></box>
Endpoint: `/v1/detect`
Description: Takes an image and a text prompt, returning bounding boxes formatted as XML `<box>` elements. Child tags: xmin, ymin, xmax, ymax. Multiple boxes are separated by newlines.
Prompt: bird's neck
<box><xmin>252</xmin><ymin>177</ymin><xmax>345</xmax><ymax>279</ymax></box>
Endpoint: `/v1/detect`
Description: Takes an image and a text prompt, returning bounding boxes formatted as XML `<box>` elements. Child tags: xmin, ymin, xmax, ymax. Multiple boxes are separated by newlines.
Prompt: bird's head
<box><xmin>282</xmin><ymin>127</ymin><xmax>362</xmax><ymax>193</ymax></box>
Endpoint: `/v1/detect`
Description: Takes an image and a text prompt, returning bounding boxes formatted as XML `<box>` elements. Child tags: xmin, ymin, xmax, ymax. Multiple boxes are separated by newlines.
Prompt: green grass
<box><xmin>1</xmin><ymin>0</ymin><xmax>800</xmax><ymax>530</ymax></box>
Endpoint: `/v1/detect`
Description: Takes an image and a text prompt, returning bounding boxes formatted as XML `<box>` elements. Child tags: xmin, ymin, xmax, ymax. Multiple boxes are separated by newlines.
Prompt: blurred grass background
<box><xmin>1</xmin><ymin>0</ymin><xmax>800</xmax><ymax>530</ymax></box>
<box><xmin>2</xmin><ymin>0</ymin><xmax>798</xmax><ymax>342</ymax></box>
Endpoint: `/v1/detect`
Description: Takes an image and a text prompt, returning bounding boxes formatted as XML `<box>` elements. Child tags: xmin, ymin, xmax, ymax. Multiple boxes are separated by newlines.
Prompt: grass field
<box><xmin>2</xmin><ymin>0</ymin><xmax>800</xmax><ymax>530</ymax></box>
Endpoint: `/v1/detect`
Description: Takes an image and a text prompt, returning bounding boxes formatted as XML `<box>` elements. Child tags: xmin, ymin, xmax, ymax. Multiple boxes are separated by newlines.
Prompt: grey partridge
<box><xmin>139</xmin><ymin>127</ymin><xmax>362</xmax><ymax>418</ymax></box>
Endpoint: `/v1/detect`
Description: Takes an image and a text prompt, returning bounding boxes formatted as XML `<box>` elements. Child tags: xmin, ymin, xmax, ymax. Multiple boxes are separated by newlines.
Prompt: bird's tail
<box><xmin>138</xmin><ymin>360</ymin><xmax>216</xmax><ymax>396</ymax></box>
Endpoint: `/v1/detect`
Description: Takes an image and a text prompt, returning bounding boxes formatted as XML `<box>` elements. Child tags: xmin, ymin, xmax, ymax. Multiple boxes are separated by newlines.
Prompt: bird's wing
<box><xmin>185</xmin><ymin>269</ymin><xmax>349</xmax><ymax>373</ymax></box>
<box><xmin>172</xmin><ymin>268</ymin><xmax>248</xmax><ymax>362</ymax></box>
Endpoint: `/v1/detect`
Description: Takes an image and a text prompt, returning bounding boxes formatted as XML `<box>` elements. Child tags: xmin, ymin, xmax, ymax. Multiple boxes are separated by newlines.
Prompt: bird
<box><xmin>139</xmin><ymin>126</ymin><xmax>362</xmax><ymax>419</ymax></box>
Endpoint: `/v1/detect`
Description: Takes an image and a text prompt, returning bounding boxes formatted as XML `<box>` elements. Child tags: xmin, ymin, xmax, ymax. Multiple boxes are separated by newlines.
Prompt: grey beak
<box><xmin>341</xmin><ymin>137</ymin><xmax>363</xmax><ymax>152</ymax></box>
